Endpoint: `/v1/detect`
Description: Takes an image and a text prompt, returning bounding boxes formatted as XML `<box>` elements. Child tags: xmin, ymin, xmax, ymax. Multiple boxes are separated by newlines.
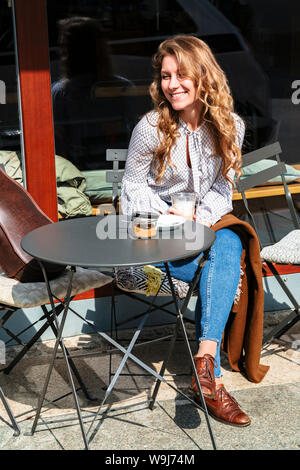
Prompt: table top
<box><xmin>21</xmin><ymin>215</ymin><xmax>215</xmax><ymax>269</ymax></box>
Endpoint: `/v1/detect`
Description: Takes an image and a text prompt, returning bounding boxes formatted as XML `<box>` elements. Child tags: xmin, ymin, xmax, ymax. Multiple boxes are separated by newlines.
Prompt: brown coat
<box><xmin>212</xmin><ymin>213</ymin><xmax>270</xmax><ymax>383</ymax></box>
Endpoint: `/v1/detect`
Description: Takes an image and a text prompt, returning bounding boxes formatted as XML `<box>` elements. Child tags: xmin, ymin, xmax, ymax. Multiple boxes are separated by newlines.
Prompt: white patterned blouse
<box><xmin>121</xmin><ymin>111</ymin><xmax>245</xmax><ymax>225</ymax></box>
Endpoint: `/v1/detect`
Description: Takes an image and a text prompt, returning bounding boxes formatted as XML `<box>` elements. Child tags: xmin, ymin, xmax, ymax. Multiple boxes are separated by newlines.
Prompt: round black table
<box><xmin>21</xmin><ymin>215</ymin><xmax>217</xmax><ymax>450</ymax></box>
<box><xmin>21</xmin><ymin>214</ymin><xmax>215</xmax><ymax>268</ymax></box>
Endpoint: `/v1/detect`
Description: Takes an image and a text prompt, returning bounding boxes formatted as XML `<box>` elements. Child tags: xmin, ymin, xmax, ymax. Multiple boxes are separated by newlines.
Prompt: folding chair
<box><xmin>235</xmin><ymin>141</ymin><xmax>300</xmax><ymax>345</ymax></box>
<box><xmin>0</xmin><ymin>267</ymin><xmax>112</xmax><ymax>381</ymax></box>
<box><xmin>0</xmin><ymin>167</ymin><xmax>113</xmax><ymax>431</ymax></box>
<box><xmin>0</xmin><ymin>268</ymin><xmax>113</xmax><ymax>436</ymax></box>
<box><xmin>105</xmin><ymin>149</ymin><xmax>126</xmax><ymax>211</ymax></box>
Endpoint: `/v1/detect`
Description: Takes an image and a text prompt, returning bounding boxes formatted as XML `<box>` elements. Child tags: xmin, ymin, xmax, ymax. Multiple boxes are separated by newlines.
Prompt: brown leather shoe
<box><xmin>190</xmin><ymin>354</ymin><xmax>217</xmax><ymax>399</ymax></box>
<box><xmin>204</xmin><ymin>383</ymin><xmax>251</xmax><ymax>427</ymax></box>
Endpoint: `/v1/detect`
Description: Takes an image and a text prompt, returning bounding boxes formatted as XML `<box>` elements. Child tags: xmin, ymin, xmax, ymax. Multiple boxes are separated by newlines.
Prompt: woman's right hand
<box><xmin>168</xmin><ymin>206</ymin><xmax>185</xmax><ymax>217</ymax></box>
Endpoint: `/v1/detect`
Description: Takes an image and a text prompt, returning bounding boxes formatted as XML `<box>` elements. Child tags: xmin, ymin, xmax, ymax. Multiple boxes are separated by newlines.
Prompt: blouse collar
<box><xmin>178</xmin><ymin>117</ymin><xmax>205</xmax><ymax>135</ymax></box>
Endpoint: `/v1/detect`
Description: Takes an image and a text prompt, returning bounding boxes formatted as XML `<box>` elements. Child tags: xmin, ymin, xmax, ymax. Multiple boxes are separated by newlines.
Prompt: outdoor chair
<box><xmin>235</xmin><ymin>141</ymin><xmax>300</xmax><ymax>345</ymax></box>
<box><xmin>105</xmin><ymin>148</ymin><xmax>126</xmax><ymax>211</ymax></box>
<box><xmin>0</xmin><ymin>267</ymin><xmax>112</xmax><ymax>381</ymax></box>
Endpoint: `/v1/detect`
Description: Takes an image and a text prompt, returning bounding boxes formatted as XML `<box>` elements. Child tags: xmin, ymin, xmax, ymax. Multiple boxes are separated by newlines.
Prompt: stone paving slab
<box><xmin>0</xmin><ymin>321</ymin><xmax>299</xmax><ymax>450</ymax></box>
<box><xmin>0</xmin><ymin>382</ymin><xmax>299</xmax><ymax>450</ymax></box>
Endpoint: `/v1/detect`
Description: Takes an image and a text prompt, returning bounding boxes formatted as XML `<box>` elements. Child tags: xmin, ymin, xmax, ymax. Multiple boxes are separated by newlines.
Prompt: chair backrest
<box><xmin>106</xmin><ymin>149</ymin><xmax>128</xmax><ymax>208</ymax></box>
<box><xmin>0</xmin><ymin>168</ymin><xmax>66</xmax><ymax>282</ymax></box>
<box><xmin>235</xmin><ymin>142</ymin><xmax>300</xmax><ymax>245</ymax></box>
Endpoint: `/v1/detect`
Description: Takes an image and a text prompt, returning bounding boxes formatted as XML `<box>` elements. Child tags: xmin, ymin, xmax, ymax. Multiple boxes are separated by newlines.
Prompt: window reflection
<box><xmin>51</xmin><ymin>17</ymin><xmax>135</xmax><ymax>171</ymax></box>
<box><xmin>47</xmin><ymin>0</ymin><xmax>300</xmax><ymax>173</ymax></box>
<box><xmin>207</xmin><ymin>0</ymin><xmax>300</xmax><ymax>163</ymax></box>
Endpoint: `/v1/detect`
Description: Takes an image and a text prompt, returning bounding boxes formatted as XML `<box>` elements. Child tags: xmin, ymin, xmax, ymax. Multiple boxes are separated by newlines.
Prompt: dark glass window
<box><xmin>47</xmin><ymin>0</ymin><xmax>300</xmax><ymax>176</ymax></box>
<box><xmin>0</xmin><ymin>0</ymin><xmax>23</xmax><ymax>184</ymax></box>
<box><xmin>208</xmin><ymin>0</ymin><xmax>300</xmax><ymax>162</ymax></box>
<box><xmin>47</xmin><ymin>0</ymin><xmax>198</xmax><ymax>174</ymax></box>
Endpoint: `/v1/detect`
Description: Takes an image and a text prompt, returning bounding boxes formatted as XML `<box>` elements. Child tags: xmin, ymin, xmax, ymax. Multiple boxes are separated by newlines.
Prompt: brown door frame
<box><xmin>12</xmin><ymin>0</ymin><xmax>115</xmax><ymax>299</ymax></box>
<box><xmin>13</xmin><ymin>0</ymin><xmax>58</xmax><ymax>221</ymax></box>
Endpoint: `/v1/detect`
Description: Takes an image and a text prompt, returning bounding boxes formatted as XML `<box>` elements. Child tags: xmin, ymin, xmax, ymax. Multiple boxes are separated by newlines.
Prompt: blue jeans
<box><xmin>156</xmin><ymin>228</ymin><xmax>242</xmax><ymax>377</ymax></box>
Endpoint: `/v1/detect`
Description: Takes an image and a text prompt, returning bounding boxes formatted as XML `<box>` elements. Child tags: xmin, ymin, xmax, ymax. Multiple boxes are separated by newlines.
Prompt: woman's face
<box><xmin>160</xmin><ymin>54</ymin><xmax>200</xmax><ymax>119</ymax></box>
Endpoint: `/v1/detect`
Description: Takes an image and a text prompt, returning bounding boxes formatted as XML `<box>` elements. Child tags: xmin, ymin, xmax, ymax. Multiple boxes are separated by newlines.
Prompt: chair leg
<box><xmin>1</xmin><ymin>302</ymin><xmax>95</xmax><ymax>401</ymax></box>
<box><xmin>0</xmin><ymin>309</ymin><xmax>25</xmax><ymax>346</ymax></box>
<box><xmin>263</xmin><ymin>261</ymin><xmax>300</xmax><ymax>344</ymax></box>
<box><xmin>263</xmin><ymin>309</ymin><xmax>300</xmax><ymax>345</ymax></box>
<box><xmin>108</xmin><ymin>280</ymin><xmax>118</xmax><ymax>385</ymax></box>
<box><xmin>0</xmin><ymin>386</ymin><xmax>20</xmax><ymax>436</ymax></box>
<box><xmin>266</xmin><ymin>261</ymin><xmax>299</xmax><ymax>311</ymax></box>
<box><xmin>41</xmin><ymin>306</ymin><xmax>97</xmax><ymax>402</ymax></box>
<box><xmin>2</xmin><ymin>304</ymin><xmax>65</xmax><ymax>375</ymax></box>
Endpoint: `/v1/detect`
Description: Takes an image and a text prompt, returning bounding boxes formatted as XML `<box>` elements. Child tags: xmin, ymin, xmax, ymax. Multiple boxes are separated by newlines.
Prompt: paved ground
<box><xmin>0</xmin><ymin>316</ymin><xmax>299</xmax><ymax>451</ymax></box>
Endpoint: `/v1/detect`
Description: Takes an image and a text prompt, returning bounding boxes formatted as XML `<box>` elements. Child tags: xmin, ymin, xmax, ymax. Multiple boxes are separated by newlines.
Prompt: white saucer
<box><xmin>157</xmin><ymin>214</ymin><xmax>186</xmax><ymax>230</ymax></box>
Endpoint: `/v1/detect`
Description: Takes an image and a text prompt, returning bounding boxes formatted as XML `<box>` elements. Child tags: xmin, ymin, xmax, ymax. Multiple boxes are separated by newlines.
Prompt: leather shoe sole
<box><xmin>206</xmin><ymin>407</ymin><xmax>251</xmax><ymax>427</ymax></box>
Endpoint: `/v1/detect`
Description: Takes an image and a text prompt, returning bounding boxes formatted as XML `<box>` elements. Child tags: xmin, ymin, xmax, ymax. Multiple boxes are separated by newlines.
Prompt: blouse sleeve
<box><xmin>121</xmin><ymin>115</ymin><xmax>170</xmax><ymax>216</ymax></box>
<box><xmin>196</xmin><ymin>115</ymin><xmax>245</xmax><ymax>226</ymax></box>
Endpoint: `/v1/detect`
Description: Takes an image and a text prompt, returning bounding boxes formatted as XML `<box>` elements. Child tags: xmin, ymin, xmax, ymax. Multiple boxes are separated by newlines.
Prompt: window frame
<box><xmin>14</xmin><ymin>0</ymin><xmax>58</xmax><ymax>221</ymax></box>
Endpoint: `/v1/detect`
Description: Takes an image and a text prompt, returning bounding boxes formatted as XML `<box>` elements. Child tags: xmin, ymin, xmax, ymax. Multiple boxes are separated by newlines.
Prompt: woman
<box><xmin>121</xmin><ymin>35</ymin><xmax>251</xmax><ymax>426</ymax></box>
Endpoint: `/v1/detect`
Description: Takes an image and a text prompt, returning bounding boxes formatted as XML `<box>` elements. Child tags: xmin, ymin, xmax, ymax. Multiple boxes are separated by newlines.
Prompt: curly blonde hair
<box><xmin>149</xmin><ymin>35</ymin><xmax>243</xmax><ymax>183</ymax></box>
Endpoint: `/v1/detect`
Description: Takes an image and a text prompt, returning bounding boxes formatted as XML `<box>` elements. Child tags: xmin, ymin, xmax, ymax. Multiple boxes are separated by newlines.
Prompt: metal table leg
<box><xmin>30</xmin><ymin>266</ymin><xmax>90</xmax><ymax>450</ymax></box>
<box><xmin>42</xmin><ymin>297</ymin><xmax>217</xmax><ymax>450</ymax></box>
<box><xmin>148</xmin><ymin>254</ymin><xmax>217</xmax><ymax>450</ymax></box>
<box><xmin>30</xmin><ymin>257</ymin><xmax>217</xmax><ymax>450</ymax></box>
<box><xmin>86</xmin><ymin>277</ymin><xmax>169</xmax><ymax>437</ymax></box>
<box><xmin>51</xmin><ymin>271</ymin><xmax>206</xmax><ymax>445</ymax></box>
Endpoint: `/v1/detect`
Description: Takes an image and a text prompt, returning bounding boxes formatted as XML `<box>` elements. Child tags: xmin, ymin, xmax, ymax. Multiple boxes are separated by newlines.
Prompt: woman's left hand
<box><xmin>193</xmin><ymin>215</ymin><xmax>212</xmax><ymax>227</ymax></box>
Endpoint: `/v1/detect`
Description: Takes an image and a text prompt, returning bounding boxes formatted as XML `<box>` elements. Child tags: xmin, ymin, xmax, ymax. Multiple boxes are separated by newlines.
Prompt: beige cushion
<box><xmin>260</xmin><ymin>230</ymin><xmax>300</xmax><ymax>264</ymax></box>
<box><xmin>0</xmin><ymin>267</ymin><xmax>112</xmax><ymax>308</ymax></box>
